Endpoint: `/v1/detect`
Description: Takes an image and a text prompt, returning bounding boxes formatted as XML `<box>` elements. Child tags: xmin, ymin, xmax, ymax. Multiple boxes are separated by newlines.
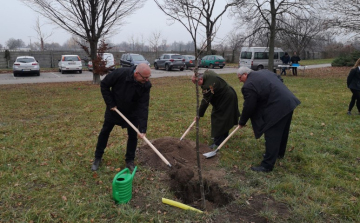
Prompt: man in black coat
<box><xmin>91</xmin><ymin>63</ymin><xmax>152</xmax><ymax>171</ymax></box>
<box><xmin>290</xmin><ymin>52</ymin><xmax>301</xmax><ymax>76</ymax></box>
<box><xmin>236</xmin><ymin>67</ymin><xmax>301</xmax><ymax>172</ymax></box>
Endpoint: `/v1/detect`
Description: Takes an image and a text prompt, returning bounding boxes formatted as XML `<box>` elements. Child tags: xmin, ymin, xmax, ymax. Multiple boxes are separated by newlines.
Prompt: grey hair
<box><xmin>237</xmin><ymin>67</ymin><xmax>253</xmax><ymax>75</ymax></box>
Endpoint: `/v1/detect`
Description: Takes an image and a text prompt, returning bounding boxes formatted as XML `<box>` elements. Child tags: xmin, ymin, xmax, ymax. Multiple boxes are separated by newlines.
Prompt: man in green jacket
<box><xmin>192</xmin><ymin>70</ymin><xmax>240</xmax><ymax>149</ymax></box>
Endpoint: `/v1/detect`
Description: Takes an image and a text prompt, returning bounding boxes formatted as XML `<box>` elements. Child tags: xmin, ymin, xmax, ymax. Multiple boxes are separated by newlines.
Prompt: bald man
<box><xmin>92</xmin><ymin>63</ymin><xmax>152</xmax><ymax>171</ymax></box>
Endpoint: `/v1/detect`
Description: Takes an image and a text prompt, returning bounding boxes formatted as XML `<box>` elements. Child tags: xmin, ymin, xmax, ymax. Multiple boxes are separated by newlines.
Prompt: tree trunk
<box><xmin>90</xmin><ymin>40</ymin><xmax>101</xmax><ymax>84</ymax></box>
<box><xmin>268</xmin><ymin>0</ymin><xmax>276</xmax><ymax>72</ymax></box>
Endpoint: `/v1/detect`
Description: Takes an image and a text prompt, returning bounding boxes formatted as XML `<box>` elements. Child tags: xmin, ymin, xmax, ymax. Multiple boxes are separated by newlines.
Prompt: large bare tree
<box><xmin>277</xmin><ymin>14</ymin><xmax>325</xmax><ymax>59</ymax></box>
<box><xmin>21</xmin><ymin>0</ymin><xmax>145</xmax><ymax>84</ymax></box>
<box><xmin>322</xmin><ymin>0</ymin><xmax>360</xmax><ymax>34</ymax></box>
<box><xmin>154</xmin><ymin>0</ymin><xmax>243</xmax><ymax>54</ymax></box>
<box><xmin>233</xmin><ymin>0</ymin><xmax>313</xmax><ymax>71</ymax></box>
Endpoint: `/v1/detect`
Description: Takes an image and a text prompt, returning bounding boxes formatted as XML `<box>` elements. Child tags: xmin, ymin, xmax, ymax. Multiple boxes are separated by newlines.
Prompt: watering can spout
<box><xmin>131</xmin><ymin>166</ymin><xmax>137</xmax><ymax>178</ymax></box>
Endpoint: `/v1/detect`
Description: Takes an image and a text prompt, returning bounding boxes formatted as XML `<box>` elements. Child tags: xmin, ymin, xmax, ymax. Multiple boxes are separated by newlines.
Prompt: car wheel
<box><xmin>209</xmin><ymin>64</ymin><xmax>214</xmax><ymax>69</ymax></box>
<box><xmin>61</xmin><ymin>69</ymin><xmax>65</xmax><ymax>74</ymax></box>
<box><xmin>219</xmin><ymin>66</ymin><xmax>224</xmax><ymax>69</ymax></box>
<box><xmin>165</xmin><ymin>64</ymin><xmax>170</xmax><ymax>71</ymax></box>
<box><xmin>37</xmin><ymin>71</ymin><xmax>40</xmax><ymax>76</ymax></box>
<box><xmin>185</xmin><ymin>65</ymin><xmax>188</xmax><ymax>70</ymax></box>
<box><xmin>257</xmin><ymin>65</ymin><xmax>264</xmax><ymax>70</ymax></box>
<box><xmin>154</xmin><ymin>63</ymin><xmax>159</xmax><ymax>70</ymax></box>
<box><xmin>180</xmin><ymin>68</ymin><xmax>184</xmax><ymax>71</ymax></box>
<box><xmin>79</xmin><ymin>70</ymin><xmax>82</xmax><ymax>74</ymax></box>
<box><xmin>59</xmin><ymin>68</ymin><xmax>61</xmax><ymax>72</ymax></box>
<box><xmin>14</xmin><ymin>72</ymin><xmax>18</xmax><ymax>77</ymax></box>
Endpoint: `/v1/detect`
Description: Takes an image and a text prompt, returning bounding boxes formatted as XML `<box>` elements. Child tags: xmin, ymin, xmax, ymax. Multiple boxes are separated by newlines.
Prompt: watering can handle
<box><xmin>131</xmin><ymin>166</ymin><xmax>137</xmax><ymax>178</ymax></box>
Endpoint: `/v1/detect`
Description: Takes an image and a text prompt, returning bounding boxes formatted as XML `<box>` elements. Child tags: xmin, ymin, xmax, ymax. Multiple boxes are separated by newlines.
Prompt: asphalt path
<box><xmin>0</xmin><ymin>64</ymin><xmax>331</xmax><ymax>85</ymax></box>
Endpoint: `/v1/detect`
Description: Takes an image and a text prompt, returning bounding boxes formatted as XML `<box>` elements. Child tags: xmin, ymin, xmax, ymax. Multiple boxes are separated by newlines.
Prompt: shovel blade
<box><xmin>203</xmin><ymin>149</ymin><xmax>218</xmax><ymax>159</ymax></box>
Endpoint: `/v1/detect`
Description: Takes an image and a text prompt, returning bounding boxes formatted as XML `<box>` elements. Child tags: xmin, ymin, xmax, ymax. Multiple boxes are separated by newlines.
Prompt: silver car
<box><xmin>58</xmin><ymin>55</ymin><xmax>83</xmax><ymax>74</ymax></box>
<box><xmin>13</xmin><ymin>56</ymin><xmax>40</xmax><ymax>77</ymax></box>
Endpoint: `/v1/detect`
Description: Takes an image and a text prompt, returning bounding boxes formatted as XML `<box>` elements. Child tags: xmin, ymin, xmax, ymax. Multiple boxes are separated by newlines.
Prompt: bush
<box><xmin>332</xmin><ymin>51</ymin><xmax>360</xmax><ymax>67</ymax></box>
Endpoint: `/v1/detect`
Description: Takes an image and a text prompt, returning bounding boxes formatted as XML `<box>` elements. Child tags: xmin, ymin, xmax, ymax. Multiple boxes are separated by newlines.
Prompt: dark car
<box><xmin>154</xmin><ymin>54</ymin><xmax>185</xmax><ymax>71</ymax></box>
<box><xmin>200</xmin><ymin>55</ymin><xmax>226</xmax><ymax>69</ymax></box>
<box><xmin>120</xmin><ymin>53</ymin><xmax>150</xmax><ymax>67</ymax></box>
<box><xmin>182</xmin><ymin>55</ymin><xmax>199</xmax><ymax>70</ymax></box>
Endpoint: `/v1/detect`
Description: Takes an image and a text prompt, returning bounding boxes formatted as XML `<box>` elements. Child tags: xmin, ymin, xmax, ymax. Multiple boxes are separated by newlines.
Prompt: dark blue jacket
<box><xmin>239</xmin><ymin>69</ymin><xmax>300</xmax><ymax>138</ymax></box>
<box><xmin>347</xmin><ymin>67</ymin><xmax>360</xmax><ymax>90</ymax></box>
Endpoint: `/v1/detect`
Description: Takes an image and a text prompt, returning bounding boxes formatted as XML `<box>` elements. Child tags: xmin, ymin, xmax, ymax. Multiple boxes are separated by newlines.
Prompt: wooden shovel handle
<box><xmin>180</xmin><ymin>120</ymin><xmax>196</xmax><ymax>141</ymax></box>
<box><xmin>114</xmin><ymin>108</ymin><xmax>171</xmax><ymax>167</ymax></box>
<box><xmin>216</xmin><ymin>125</ymin><xmax>240</xmax><ymax>151</ymax></box>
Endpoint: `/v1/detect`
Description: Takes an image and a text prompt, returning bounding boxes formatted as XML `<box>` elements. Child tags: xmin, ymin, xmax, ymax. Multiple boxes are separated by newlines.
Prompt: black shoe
<box><xmin>347</xmin><ymin>111</ymin><xmax>352</xmax><ymax>115</ymax></box>
<box><xmin>251</xmin><ymin>166</ymin><xmax>272</xmax><ymax>172</ymax></box>
<box><xmin>91</xmin><ymin>158</ymin><xmax>102</xmax><ymax>171</ymax></box>
<box><xmin>126</xmin><ymin>160</ymin><xmax>135</xmax><ymax>171</ymax></box>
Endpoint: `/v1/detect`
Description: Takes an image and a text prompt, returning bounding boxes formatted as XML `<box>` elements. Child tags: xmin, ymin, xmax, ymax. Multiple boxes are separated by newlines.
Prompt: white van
<box><xmin>239</xmin><ymin>47</ymin><xmax>285</xmax><ymax>70</ymax></box>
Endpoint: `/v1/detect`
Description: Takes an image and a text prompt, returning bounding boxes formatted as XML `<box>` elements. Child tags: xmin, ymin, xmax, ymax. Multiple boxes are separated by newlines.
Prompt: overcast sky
<box><xmin>1</xmin><ymin>0</ymin><xmax>236</xmax><ymax>47</ymax></box>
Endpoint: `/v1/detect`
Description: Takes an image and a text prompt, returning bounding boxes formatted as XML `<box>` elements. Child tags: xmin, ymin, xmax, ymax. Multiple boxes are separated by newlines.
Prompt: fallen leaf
<box><xmin>62</xmin><ymin>196</ymin><xmax>67</xmax><ymax>201</ymax></box>
<box><xmin>115</xmin><ymin>168</ymin><xmax>121</xmax><ymax>172</ymax></box>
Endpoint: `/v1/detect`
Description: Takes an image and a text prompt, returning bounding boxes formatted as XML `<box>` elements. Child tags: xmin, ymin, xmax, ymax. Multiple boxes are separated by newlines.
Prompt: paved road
<box><xmin>0</xmin><ymin>64</ymin><xmax>331</xmax><ymax>85</ymax></box>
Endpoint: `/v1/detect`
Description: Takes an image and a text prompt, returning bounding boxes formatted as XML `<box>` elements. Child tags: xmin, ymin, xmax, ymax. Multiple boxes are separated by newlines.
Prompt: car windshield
<box><xmin>132</xmin><ymin>55</ymin><xmax>145</xmax><ymax>61</ymax></box>
<box><xmin>17</xmin><ymin>58</ymin><xmax>35</xmax><ymax>63</ymax></box>
<box><xmin>171</xmin><ymin>55</ymin><xmax>183</xmax><ymax>59</ymax></box>
<box><xmin>64</xmin><ymin>56</ymin><xmax>80</xmax><ymax>61</ymax></box>
<box><xmin>215</xmin><ymin>56</ymin><xmax>225</xmax><ymax>60</ymax></box>
<box><xmin>186</xmin><ymin>56</ymin><xmax>195</xmax><ymax>60</ymax></box>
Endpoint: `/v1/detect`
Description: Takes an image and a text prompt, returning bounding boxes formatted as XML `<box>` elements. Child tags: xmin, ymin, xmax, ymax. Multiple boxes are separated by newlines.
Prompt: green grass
<box><xmin>0</xmin><ymin>67</ymin><xmax>359</xmax><ymax>222</ymax></box>
<box><xmin>300</xmin><ymin>58</ymin><xmax>334</xmax><ymax>65</ymax></box>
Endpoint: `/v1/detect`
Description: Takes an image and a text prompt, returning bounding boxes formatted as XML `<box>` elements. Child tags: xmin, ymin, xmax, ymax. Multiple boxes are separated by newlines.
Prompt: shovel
<box><xmin>180</xmin><ymin>120</ymin><xmax>196</xmax><ymax>141</ymax></box>
<box><xmin>114</xmin><ymin>108</ymin><xmax>172</xmax><ymax>167</ymax></box>
<box><xmin>203</xmin><ymin>125</ymin><xmax>240</xmax><ymax>159</ymax></box>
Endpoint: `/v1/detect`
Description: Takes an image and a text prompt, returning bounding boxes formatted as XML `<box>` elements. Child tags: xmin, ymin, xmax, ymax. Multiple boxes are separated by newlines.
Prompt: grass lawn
<box><xmin>0</xmin><ymin>67</ymin><xmax>359</xmax><ymax>222</ymax></box>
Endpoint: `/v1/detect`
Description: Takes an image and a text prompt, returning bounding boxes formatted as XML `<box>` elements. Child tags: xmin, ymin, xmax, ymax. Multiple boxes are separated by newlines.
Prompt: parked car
<box><xmin>13</xmin><ymin>56</ymin><xmax>40</xmax><ymax>77</ymax></box>
<box><xmin>87</xmin><ymin>53</ymin><xmax>115</xmax><ymax>72</ymax></box>
<box><xmin>87</xmin><ymin>60</ymin><xmax>93</xmax><ymax>71</ymax></box>
<box><xmin>120</xmin><ymin>53</ymin><xmax>151</xmax><ymax>67</ymax></box>
<box><xmin>182</xmin><ymin>55</ymin><xmax>198</xmax><ymax>70</ymax></box>
<box><xmin>154</xmin><ymin>54</ymin><xmax>185</xmax><ymax>71</ymax></box>
<box><xmin>200</xmin><ymin>55</ymin><xmax>226</xmax><ymax>69</ymax></box>
<box><xmin>58</xmin><ymin>55</ymin><xmax>83</xmax><ymax>74</ymax></box>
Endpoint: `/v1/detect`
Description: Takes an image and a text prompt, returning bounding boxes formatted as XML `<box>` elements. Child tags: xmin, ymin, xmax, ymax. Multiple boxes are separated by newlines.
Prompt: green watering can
<box><xmin>112</xmin><ymin>166</ymin><xmax>137</xmax><ymax>204</ymax></box>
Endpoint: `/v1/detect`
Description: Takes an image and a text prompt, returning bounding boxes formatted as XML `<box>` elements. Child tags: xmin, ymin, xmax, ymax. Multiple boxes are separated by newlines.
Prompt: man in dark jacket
<box><xmin>192</xmin><ymin>70</ymin><xmax>240</xmax><ymax>149</ymax></box>
<box><xmin>346</xmin><ymin>58</ymin><xmax>360</xmax><ymax>115</ymax></box>
<box><xmin>91</xmin><ymin>63</ymin><xmax>152</xmax><ymax>171</ymax></box>
<box><xmin>280</xmin><ymin>52</ymin><xmax>290</xmax><ymax>76</ymax></box>
<box><xmin>236</xmin><ymin>67</ymin><xmax>301</xmax><ymax>172</ymax></box>
<box><xmin>290</xmin><ymin>52</ymin><xmax>301</xmax><ymax>76</ymax></box>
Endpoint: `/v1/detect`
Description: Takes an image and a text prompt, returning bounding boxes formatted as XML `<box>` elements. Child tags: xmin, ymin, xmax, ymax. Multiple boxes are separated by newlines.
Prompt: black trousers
<box><xmin>348</xmin><ymin>89</ymin><xmax>360</xmax><ymax>112</ymax></box>
<box><xmin>261</xmin><ymin>111</ymin><xmax>293</xmax><ymax>170</ymax></box>
<box><xmin>214</xmin><ymin>131</ymin><xmax>229</xmax><ymax>146</ymax></box>
<box><xmin>94</xmin><ymin>119</ymin><xmax>138</xmax><ymax>162</ymax></box>
<box><xmin>292</xmin><ymin>67</ymin><xmax>298</xmax><ymax>76</ymax></box>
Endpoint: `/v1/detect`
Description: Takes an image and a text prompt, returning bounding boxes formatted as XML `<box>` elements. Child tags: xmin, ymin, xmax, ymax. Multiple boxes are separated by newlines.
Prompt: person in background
<box><xmin>236</xmin><ymin>67</ymin><xmax>301</xmax><ymax>172</ymax></box>
<box><xmin>280</xmin><ymin>52</ymin><xmax>291</xmax><ymax>76</ymax></box>
<box><xmin>346</xmin><ymin>58</ymin><xmax>360</xmax><ymax>115</ymax></box>
<box><xmin>91</xmin><ymin>63</ymin><xmax>152</xmax><ymax>171</ymax></box>
<box><xmin>290</xmin><ymin>52</ymin><xmax>301</xmax><ymax>76</ymax></box>
<box><xmin>192</xmin><ymin>70</ymin><xmax>240</xmax><ymax>149</ymax></box>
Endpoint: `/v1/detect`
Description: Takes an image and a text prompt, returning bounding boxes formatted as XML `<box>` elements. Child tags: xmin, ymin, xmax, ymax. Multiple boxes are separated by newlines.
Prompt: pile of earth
<box><xmin>134</xmin><ymin>137</ymin><xmax>289</xmax><ymax>222</ymax></box>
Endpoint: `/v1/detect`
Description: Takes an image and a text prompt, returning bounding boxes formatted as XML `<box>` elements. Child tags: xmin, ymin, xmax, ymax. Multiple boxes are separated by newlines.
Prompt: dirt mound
<box><xmin>136</xmin><ymin>137</ymin><xmax>290</xmax><ymax>221</ymax></box>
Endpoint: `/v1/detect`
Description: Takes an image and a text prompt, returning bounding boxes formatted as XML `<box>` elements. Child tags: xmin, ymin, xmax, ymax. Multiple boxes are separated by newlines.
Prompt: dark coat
<box><xmin>281</xmin><ymin>55</ymin><xmax>290</xmax><ymax>64</ymax></box>
<box><xmin>100</xmin><ymin>66</ymin><xmax>152</xmax><ymax>133</ymax></box>
<box><xmin>199</xmin><ymin>70</ymin><xmax>240</xmax><ymax>137</ymax></box>
<box><xmin>290</xmin><ymin>55</ymin><xmax>301</xmax><ymax>64</ymax></box>
<box><xmin>347</xmin><ymin>67</ymin><xmax>360</xmax><ymax>91</ymax></box>
<box><xmin>239</xmin><ymin>69</ymin><xmax>300</xmax><ymax>139</ymax></box>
